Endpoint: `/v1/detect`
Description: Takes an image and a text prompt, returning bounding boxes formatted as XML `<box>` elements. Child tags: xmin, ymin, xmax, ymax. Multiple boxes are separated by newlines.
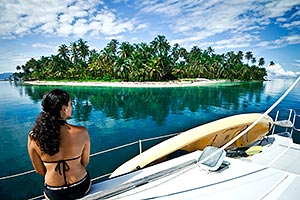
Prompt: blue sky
<box><xmin>0</xmin><ymin>0</ymin><xmax>299</xmax><ymax>78</ymax></box>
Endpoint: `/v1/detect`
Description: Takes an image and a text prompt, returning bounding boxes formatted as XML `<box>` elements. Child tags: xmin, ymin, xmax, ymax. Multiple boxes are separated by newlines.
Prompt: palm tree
<box><xmin>224</xmin><ymin>51</ymin><xmax>238</xmax><ymax>80</ymax></box>
<box><xmin>48</xmin><ymin>55</ymin><xmax>63</xmax><ymax>79</ymax></box>
<box><xmin>70</xmin><ymin>41</ymin><xmax>79</xmax><ymax>64</ymax></box>
<box><xmin>88</xmin><ymin>49</ymin><xmax>98</xmax><ymax>64</ymax></box>
<box><xmin>22</xmin><ymin>58</ymin><xmax>40</xmax><ymax>80</ymax></box>
<box><xmin>58</xmin><ymin>44</ymin><xmax>70</xmax><ymax>61</ymax></box>
<box><xmin>38</xmin><ymin>56</ymin><xmax>50</xmax><ymax>79</ymax></box>
<box><xmin>114</xmin><ymin>42</ymin><xmax>135</xmax><ymax>80</ymax></box>
<box><xmin>251</xmin><ymin>57</ymin><xmax>256</xmax><ymax>65</ymax></box>
<box><xmin>129</xmin><ymin>42</ymin><xmax>153</xmax><ymax>81</ymax></box>
<box><xmin>236</xmin><ymin>51</ymin><xmax>244</xmax><ymax>65</ymax></box>
<box><xmin>118</xmin><ymin>42</ymin><xmax>134</xmax><ymax>59</ymax></box>
<box><xmin>171</xmin><ymin>43</ymin><xmax>180</xmax><ymax>62</ymax></box>
<box><xmin>77</xmin><ymin>38</ymin><xmax>89</xmax><ymax>63</ymax></box>
<box><xmin>205</xmin><ymin>46</ymin><xmax>214</xmax><ymax>56</ymax></box>
<box><xmin>98</xmin><ymin>40</ymin><xmax>119</xmax><ymax>79</ymax></box>
<box><xmin>107</xmin><ymin>39</ymin><xmax>119</xmax><ymax>56</ymax></box>
<box><xmin>258</xmin><ymin>58</ymin><xmax>265</xmax><ymax>67</ymax></box>
<box><xmin>88</xmin><ymin>52</ymin><xmax>105</xmax><ymax>79</ymax></box>
<box><xmin>149</xmin><ymin>35</ymin><xmax>173</xmax><ymax>80</ymax></box>
<box><xmin>210</xmin><ymin>54</ymin><xmax>224</xmax><ymax>79</ymax></box>
<box><xmin>187</xmin><ymin>46</ymin><xmax>203</xmax><ymax>78</ymax></box>
<box><xmin>245</xmin><ymin>51</ymin><xmax>253</xmax><ymax>65</ymax></box>
<box><xmin>57</xmin><ymin>44</ymin><xmax>71</xmax><ymax>78</ymax></box>
<box><xmin>150</xmin><ymin>35</ymin><xmax>170</xmax><ymax>56</ymax></box>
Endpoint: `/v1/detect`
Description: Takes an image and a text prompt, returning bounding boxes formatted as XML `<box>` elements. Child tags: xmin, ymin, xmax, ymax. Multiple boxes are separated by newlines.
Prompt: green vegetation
<box><xmin>14</xmin><ymin>35</ymin><xmax>270</xmax><ymax>81</ymax></box>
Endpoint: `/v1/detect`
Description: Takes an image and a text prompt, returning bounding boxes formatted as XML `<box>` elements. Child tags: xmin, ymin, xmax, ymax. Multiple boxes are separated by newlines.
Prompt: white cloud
<box><xmin>32</xmin><ymin>43</ymin><xmax>55</xmax><ymax>49</ymax></box>
<box><xmin>266</xmin><ymin>63</ymin><xmax>300</xmax><ymax>78</ymax></box>
<box><xmin>57</xmin><ymin>23</ymin><xmax>74</xmax><ymax>36</ymax></box>
<box><xmin>0</xmin><ymin>51</ymin><xmax>28</xmax><ymax>63</ymax></box>
<box><xmin>171</xmin><ymin>33</ymin><xmax>258</xmax><ymax>51</ymax></box>
<box><xmin>136</xmin><ymin>0</ymin><xmax>299</xmax><ymax>50</ymax></box>
<box><xmin>1</xmin><ymin>0</ymin><xmax>298</xmax><ymax>46</ymax></box>
<box><xmin>0</xmin><ymin>50</ymin><xmax>32</xmax><ymax>72</ymax></box>
<box><xmin>137</xmin><ymin>0</ymin><xmax>254</xmax><ymax>35</ymax></box>
<box><xmin>138</xmin><ymin>0</ymin><xmax>182</xmax><ymax>16</ymax></box>
<box><xmin>211</xmin><ymin>34</ymin><xmax>258</xmax><ymax>50</ymax></box>
<box><xmin>292</xmin><ymin>60</ymin><xmax>300</xmax><ymax>68</ymax></box>
<box><xmin>0</xmin><ymin>0</ymin><xmax>141</xmax><ymax>38</ymax></box>
<box><xmin>282</xmin><ymin>20</ymin><xmax>300</xmax><ymax>29</ymax></box>
<box><xmin>113</xmin><ymin>0</ymin><xmax>129</xmax><ymax>3</ymax></box>
<box><xmin>264</xmin><ymin>0</ymin><xmax>300</xmax><ymax>18</ymax></box>
<box><xmin>72</xmin><ymin>19</ymin><xmax>89</xmax><ymax>37</ymax></box>
<box><xmin>105</xmin><ymin>35</ymin><xmax>124</xmax><ymax>41</ymax></box>
<box><xmin>257</xmin><ymin>34</ymin><xmax>300</xmax><ymax>49</ymax></box>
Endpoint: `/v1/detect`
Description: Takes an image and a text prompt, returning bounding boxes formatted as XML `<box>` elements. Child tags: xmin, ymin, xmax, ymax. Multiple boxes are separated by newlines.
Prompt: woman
<box><xmin>28</xmin><ymin>89</ymin><xmax>91</xmax><ymax>200</ymax></box>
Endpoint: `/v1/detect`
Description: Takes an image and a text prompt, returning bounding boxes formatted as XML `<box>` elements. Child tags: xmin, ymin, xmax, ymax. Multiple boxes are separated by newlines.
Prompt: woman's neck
<box><xmin>57</xmin><ymin>119</ymin><xmax>67</xmax><ymax>125</ymax></box>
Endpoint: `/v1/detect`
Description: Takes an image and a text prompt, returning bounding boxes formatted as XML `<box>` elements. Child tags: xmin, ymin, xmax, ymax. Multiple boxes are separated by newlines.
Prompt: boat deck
<box><xmin>247</xmin><ymin>135</ymin><xmax>300</xmax><ymax>175</ymax></box>
<box><xmin>83</xmin><ymin>135</ymin><xmax>300</xmax><ymax>200</ymax></box>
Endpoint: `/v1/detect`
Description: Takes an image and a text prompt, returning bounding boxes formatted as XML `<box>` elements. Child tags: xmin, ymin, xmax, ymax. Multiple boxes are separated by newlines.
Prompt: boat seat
<box><xmin>273</xmin><ymin>120</ymin><xmax>294</xmax><ymax>128</ymax></box>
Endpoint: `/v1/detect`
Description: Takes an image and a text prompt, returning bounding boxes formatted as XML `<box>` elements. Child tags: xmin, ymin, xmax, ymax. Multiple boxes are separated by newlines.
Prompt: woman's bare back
<box><xmin>31</xmin><ymin>124</ymin><xmax>90</xmax><ymax>186</ymax></box>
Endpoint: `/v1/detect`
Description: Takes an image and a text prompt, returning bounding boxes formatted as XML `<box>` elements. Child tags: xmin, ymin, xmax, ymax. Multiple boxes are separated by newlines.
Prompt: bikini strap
<box><xmin>44</xmin><ymin>155</ymin><xmax>81</xmax><ymax>185</ymax></box>
<box><xmin>43</xmin><ymin>155</ymin><xmax>81</xmax><ymax>164</ymax></box>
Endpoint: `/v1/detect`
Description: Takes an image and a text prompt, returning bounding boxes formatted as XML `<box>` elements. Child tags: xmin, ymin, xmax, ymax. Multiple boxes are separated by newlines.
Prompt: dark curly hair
<box><xmin>31</xmin><ymin>89</ymin><xmax>70</xmax><ymax>156</ymax></box>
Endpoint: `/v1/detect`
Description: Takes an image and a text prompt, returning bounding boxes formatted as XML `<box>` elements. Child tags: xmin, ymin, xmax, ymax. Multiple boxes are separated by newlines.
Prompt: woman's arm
<box><xmin>27</xmin><ymin>135</ymin><xmax>46</xmax><ymax>176</ymax></box>
<box><xmin>81</xmin><ymin>128</ymin><xmax>90</xmax><ymax>167</ymax></box>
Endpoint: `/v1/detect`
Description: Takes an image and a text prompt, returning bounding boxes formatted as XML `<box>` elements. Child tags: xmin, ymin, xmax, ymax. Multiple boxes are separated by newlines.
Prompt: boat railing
<box><xmin>293</xmin><ymin>113</ymin><xmax>300</xmax><ymax>132</ymax></box>
<box><xmin>89</xmin><ymin>132</ymin><xmax>180</xmax><ymax>182</ymax></box>
<box><xmin>271</xmin><ymin>108</ymin><xmax>299</xmax><ymax>137</ymax></box>
<box><xmin>0</xmin><ymin>132</ymin><xmax>179</xmax><ymax>182</ymax></box>
<box><xmin>1</xmin><ymin>132</ymin><xmax>180</xmax><ymax>199</ymax></box>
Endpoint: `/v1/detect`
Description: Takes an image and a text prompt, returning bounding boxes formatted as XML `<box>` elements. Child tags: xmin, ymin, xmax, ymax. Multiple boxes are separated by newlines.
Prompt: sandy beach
<box><xmin>25</xmin><ymin>78</ymin><xmax>223</xmax><ymax>88</ymax></box>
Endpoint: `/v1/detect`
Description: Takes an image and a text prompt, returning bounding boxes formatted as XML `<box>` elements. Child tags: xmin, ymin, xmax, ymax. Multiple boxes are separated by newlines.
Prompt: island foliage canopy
<box><xmin>15</xmin><ymin>35</ymin><xmax>269</xmax><ymax>81</ymax></box>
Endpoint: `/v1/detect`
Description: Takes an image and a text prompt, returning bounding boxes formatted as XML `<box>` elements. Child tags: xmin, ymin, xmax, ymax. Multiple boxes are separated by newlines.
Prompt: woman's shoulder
<box><xmin>28</xmin><ymin>131</ymin><xmax>36</xmax><ymax>143</ymax></box>
<box><xmin>67</xmin><ymin>124</ymin><xmax>88</xmax><ymax>135</ymax></box>
<box><xmin>27</xmin><ymin>131</ymin><xmax>40</xmax><ymax>151</ymax></box>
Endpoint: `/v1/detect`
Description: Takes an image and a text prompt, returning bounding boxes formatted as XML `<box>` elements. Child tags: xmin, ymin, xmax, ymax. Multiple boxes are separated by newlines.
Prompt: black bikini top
<box><xmin>43</xmin><ymin>155</ymin><xmax>81</xmax><ymax>186</ymax></box>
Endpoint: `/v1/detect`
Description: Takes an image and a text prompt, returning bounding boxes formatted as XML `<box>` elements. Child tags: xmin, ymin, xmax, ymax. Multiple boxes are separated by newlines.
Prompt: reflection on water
<box><xmin>0</xmin><ymin>79</ymin><xmax>299</xmax><ymax>200</ymax></box>
<box><xmin>20</xmin><ymin>81</ymin><xmax>267</xmax><ymax>125</ymax></box>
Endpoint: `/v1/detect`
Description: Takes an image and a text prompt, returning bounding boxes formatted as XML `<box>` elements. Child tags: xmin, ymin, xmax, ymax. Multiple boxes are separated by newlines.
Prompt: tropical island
<box><xmin>14</xmin><ymin>35</ymin><xmax>272</xmax><ymax>83</ymax></box>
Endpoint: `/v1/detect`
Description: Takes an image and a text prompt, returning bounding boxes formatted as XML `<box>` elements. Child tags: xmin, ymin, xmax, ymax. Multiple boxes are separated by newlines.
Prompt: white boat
<box><xmin>83</xmin><ymin>109</ymin><xmax>300</xmax><ymax>199</ymax></box>
<box><xmin>82</xmin><ymin>77</ymin><xmax>300</xmax><ymax>200</ymax></box>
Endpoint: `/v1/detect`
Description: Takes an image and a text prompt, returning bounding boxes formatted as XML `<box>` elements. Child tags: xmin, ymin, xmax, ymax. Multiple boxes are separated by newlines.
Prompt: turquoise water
<box><xmin>0</xmin><ymin>79</ymin><xmax>299</xmax><ymax>199</ymax></box>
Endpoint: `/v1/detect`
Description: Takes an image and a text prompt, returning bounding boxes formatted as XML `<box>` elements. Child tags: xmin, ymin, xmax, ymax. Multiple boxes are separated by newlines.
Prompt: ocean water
<box><xmin>0</xmin><ymin>79</ymin><xmax>299</xmax><ymax>199</ymax></box>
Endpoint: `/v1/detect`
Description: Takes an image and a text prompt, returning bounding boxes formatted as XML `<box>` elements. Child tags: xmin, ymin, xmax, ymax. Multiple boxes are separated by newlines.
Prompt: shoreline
<box><xmin>24</xmin><ymin>78</ymin><xmax>225</xmax><ymax>88</ymax></box>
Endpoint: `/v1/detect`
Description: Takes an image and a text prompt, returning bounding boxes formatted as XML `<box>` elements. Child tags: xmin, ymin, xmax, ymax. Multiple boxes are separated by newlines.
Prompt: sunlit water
<box><xmin>0</xmin><ymin>79</ymin><xmax>299</xmax><ymax>199</ymax></box>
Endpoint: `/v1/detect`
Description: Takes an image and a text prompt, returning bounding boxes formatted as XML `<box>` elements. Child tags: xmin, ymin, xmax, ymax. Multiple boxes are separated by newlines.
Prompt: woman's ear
<box><xmin>61</xmin><ymin>105</ymin><xmax>68</xmax><ymax>113</ymax></box>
